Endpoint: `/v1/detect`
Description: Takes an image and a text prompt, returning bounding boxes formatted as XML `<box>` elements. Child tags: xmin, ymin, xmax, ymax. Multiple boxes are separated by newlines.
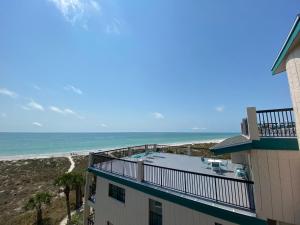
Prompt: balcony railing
<box><xmin>256</xmin><ymin>108</ymin><xmax>296</xmax><ymax>137</ymax></box>
<box><xmin>144</xmin><ymin>164</ymin><xmax>255</xmax><ymax>211</ymax></box>
<box><xmin>90</xmin><ymin>154</ymin><xmax>255</xmax><ymax>211</ymax></box>
<box><xmin>92</xmin><ymin>154</ymin><xmax>138</xmax><ymax>179</ymax></box>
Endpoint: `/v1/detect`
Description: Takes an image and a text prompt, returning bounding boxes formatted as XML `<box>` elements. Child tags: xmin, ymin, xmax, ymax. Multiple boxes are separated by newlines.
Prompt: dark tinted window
<box><xmin>108</xmin><ymin>183</ymin><xmax>125</xmax><ymax>203</ymax></box>
<box><xmin>149</xmin><ymin>199</ymin><xmax>162</xmax><ymax>225</ymax></box>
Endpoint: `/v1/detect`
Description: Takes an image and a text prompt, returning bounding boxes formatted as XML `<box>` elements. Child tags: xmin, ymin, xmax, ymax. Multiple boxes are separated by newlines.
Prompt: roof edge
<box><xmin>272</xmin><ymin>15</ymin><xmax>300</xmax><ymax>75</ymax></box>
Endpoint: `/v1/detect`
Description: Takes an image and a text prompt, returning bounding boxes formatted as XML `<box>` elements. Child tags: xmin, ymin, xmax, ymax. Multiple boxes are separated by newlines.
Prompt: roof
<box><xmin>125</xmin><ymin>152</ymin><xmax>243</xmax><ymax>179</ymax></box>
<box><xmin>210</xmin><ymin>135</ymin><xmax>299</xmax><ymax>155</ymax></box>
<box><xmin>211</xmin><ymin>135</ymin><xmax>251</xmax><ymax>150</ymax></box>
<box><xmin>272</xmin><ymin>14</ymin><xmax>300</xmax><ymax>75</ymax></box>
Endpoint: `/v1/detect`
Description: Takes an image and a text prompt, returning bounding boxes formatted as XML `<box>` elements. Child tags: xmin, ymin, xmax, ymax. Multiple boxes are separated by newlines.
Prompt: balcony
<box><xmin>256</xmin><ymin>108</ymin><xmax>296</xmax><ymax>137</ymax></box>
<box><xmin>241</xmin><ymin>107</ymin><xmax>296</xmax><ymax>138</ymax></box>
<box><xmin>89</xmin><ymin>151</ymin><xmax>255</xmax><ymax>212</ymax></box>
<box><xmin>212</xmin><ymin>107</ymin><xmax>299</xmax><ymax>156</ymax></box>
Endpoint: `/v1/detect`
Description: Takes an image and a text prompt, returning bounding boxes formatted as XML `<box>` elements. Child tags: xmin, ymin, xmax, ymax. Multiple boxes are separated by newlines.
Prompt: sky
<box><xmin>0</xmin><ymin>0</ymin><xmax>299</xmax><ymax>132</ymax></box>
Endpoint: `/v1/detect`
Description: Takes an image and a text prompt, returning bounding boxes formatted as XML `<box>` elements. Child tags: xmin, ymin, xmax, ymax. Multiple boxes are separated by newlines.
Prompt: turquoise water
<box><xmin>0</xmin><ymin>132</ymin><xmax>237</xmax><ymax>156</ymax></box>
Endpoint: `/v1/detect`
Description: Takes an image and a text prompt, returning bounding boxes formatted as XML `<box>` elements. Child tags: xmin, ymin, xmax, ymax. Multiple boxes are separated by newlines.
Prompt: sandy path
<box><xmin>67</xmin><ymin>156</ymin><xmax>75</xmax><ymax>173</ymax></box>
<box><xmin>59</xmin><ymin>155</ymin><xmax>76</xmax><ymax>225</ymax></box>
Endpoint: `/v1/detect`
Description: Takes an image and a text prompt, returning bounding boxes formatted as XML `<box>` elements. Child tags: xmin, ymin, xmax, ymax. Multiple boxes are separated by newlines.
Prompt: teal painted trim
<box><xmin>211</xmin><ymin>137</ymin><xmax>299</xmax><ymax>155</ymax></box>
<box><xmin>272</xmin><ymin>18</ymin><xmax>300</xmax><ymax>75</ymax></box>
<box><xmin>211</xmin><ymin>143</ymin><xmax>252</xmax><ymax>155</ymax></box>
<box><xmin>253</xmin><ymin>137</ymin><xmax>299</xmax><ymax>150</ymax></box>
<box><xmin>88</xmin><ymin>167</ymin><xmax>267</xmax><ymax>225</ymax></box>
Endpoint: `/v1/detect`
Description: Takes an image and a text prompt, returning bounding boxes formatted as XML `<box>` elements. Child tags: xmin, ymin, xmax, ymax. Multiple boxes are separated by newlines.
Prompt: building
<box><xmin>212</xmin><ymin>14</ymin><xmax>300</xmax><ymax>225</ymax></box>
<box><xmin>83</xmin><ymin>14</ymin><xmax>300</xmax><ymax>225</ymax></box>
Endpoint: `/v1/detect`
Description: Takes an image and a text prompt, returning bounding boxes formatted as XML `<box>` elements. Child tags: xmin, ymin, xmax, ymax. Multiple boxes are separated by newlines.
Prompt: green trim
<box><xmin>253</xmin><ymin>137</ymin><xmax>299</xmax><ymax>150</ymax></box>
<box><xmin>272</xmin><ymin>17</ymin><xmax>300</xmax><ymax>75</ymax></box>
<box><xmin>88</xmin><ymin>167</ymin><xmax>267</xmax><ymax>225</ymax></box>
<box><xmin>212</xmin><ymin>138</ymin><xmax>299</xmax><ymax>155</ymax></box>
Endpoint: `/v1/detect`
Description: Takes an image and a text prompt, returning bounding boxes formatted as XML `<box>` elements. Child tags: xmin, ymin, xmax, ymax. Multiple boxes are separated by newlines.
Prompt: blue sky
<box><xmin>0</xmin><ymin>0</ymin><xmax>298</xmax><ymax>132</ymax></box>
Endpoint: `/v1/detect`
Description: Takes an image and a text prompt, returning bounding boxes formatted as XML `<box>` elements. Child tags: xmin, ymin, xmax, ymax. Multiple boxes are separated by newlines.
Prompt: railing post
<box><xmin>160</xmin><ymin>168</ymin><xmax>163</xmax><ymax>186</ymax></box>
<box><xmin>247</xmin><ymin>107</ymin><xmax>260</xmax><ymax>140</ymax></box>
<box><xmin>137</xmin><ymin>160</ymin><xmax>144</xmax><ymax>182</ymax></box>
<box><xmin>184</xmin><ymin>173</ymin><xmax>187</xmax><ymax>193</ymax></box>
<box><xmin>214</xmin><ymin>177</ymin><xmax>218</xmax><ymax>202</ymax></box>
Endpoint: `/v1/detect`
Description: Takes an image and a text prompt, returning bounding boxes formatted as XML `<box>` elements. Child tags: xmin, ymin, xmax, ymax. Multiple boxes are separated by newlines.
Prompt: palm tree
<box><xmin>54</xmin><ymin>173</ymin><xmax>74</xmax><ymax>222</ymax></box>
<box><xmin>25</xmin><ymin>192</ymin><xmax>52</xmax><ymax>225</ymax></box>
<box><xmin>71</xmin><ymin>172</ymin><xmax>85</xmax><ymax>210</ymax></box>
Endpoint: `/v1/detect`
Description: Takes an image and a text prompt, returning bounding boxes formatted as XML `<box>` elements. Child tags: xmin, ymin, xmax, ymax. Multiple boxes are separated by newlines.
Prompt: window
<box><xmin>108</xmin><ymin>183</ymin><xmax>125</xmax><ymax>203</ymax></box>
<box><xmin>107</xmin><ymin>221</ymin><xmax>113</xmax><ymax>225</ymax></box>
<box><xmin>149</xmin><ymin>199</ymin><xmax>162</xmax><ymax>225</ymax></box>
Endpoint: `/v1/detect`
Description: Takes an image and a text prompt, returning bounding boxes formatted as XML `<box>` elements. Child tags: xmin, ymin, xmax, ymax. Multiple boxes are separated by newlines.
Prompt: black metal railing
<box><xmin>144</xmin><ymin>164</ymin><xmax>255</xmax><ymax>211</ymax></box>
<box><xmin>91</xmin><ymin>154</ymin><xmax>138</xmax><ymax>179</ymax></box>
<box><xmin>256</xmin><ymin>108</ymin><xmax>296</xmax><ymax>137</ymax></box>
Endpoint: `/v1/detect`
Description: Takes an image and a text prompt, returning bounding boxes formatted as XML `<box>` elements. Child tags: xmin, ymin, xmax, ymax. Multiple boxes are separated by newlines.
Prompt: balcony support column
<box><xmin>286</xmin><ymin>46</ymin><xmax>300</xmax><ymax>147</ymax></box>
<box><xmin>137</xmin><ymin>160</ymin><xmax>144</xmax><ymax>182</ymax></box>
<box><xmin>247</xmin><ymin>107</ymin><xmax>260</xmax><ymax>140</ymax></box>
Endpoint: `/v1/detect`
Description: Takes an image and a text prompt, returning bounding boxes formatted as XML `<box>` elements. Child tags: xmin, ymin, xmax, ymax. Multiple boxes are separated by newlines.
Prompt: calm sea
<box><xmin>0</xmin><ymin>132</ymin><xmax>236</xmax><ymax>157</ymax></box>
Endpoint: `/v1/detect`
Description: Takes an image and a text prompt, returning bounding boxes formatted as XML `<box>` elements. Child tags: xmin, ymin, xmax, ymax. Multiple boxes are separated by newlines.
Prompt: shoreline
<box><xmin>0</xmin><ymin>138</ymin><xmax>225</xmax><ymax>161</ymax></box>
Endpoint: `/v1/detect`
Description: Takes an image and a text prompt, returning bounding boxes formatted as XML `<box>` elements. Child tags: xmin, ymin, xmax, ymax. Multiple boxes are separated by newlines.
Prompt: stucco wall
<box><xmin>231</xmin><ymin>151</ymin><xmax>249</xmax><ymax>165</ymax></box>
<box><xmin>94</xmin><ymin>176</ymin><xmax>238</xmax><ymax>225</ymax></box>
<box><xmin>286</xmin><ymin>46</ymin><xmax>300</xmax><ymax>146</ymax></box>
<box><xmin>250</xmin><ymin>149</ymin><xmax>300</xmax><ymax>225</ymax></box>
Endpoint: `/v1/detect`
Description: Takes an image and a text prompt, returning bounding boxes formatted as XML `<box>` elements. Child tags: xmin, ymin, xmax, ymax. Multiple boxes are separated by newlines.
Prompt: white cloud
<box><xmin>33</xmin><ymin>122</ymin><xmax>43</xmax><ymax>127</ymax></box>
<box><xmin>49</xmin><ymin>106</ymin><xmax>84</xmax><ymax>119</ymax></box>
<box><xmin>0</xmin><ymin>88</ymin><xmax>18</xmax><ymax>98</ymax></box>
<box><xmin>215</xmin><ymin>106</ymin><xmax>224</xmax><ymax>112</ymax></box>
<box><xmin>33</xmin><ymin>84</ymin><xmax>41</xmax><ymax>90</ymax></box>
<box><xmin>64</xmin><ymin>108</ymin><xmax>76</xmax><ymax>115</ymax></box>
<box><xmin>106</xmin><ymin>18</ymin><xmax>121</xmax><ymax>35</ymax></box>
<box><xmin>1</xmin><ymin>113</ymin><xmax>7</xmax><ymax>118</ymax></box>
<box><xmin>100</xmin><ymin>123</ymin><xmax>108</xmax><ymax>128</ymax></box>
<box><xmin>152</xmin><ymin>112</ymin><xmax>164</xmax><ymax>119</ymax></box>
<box><xmin>192</xmin><ymin>127</ymin><xmax>207</xmax><ymax>131</ymax></box>
<box><xmin>64</xmin><ymin>85</ymin><xmax>83</xmax><ymax>95</ymax></box>
<box><xmin>48</xmin><ymin>0</ymin><xmax>101</xmax><ymax>28</ymax></box>
<box><xmin>90</xmin><ymin>0</ymin><xmax>100</xmax><ymax>11</ymax></box>
<box><xmin>28</xmin><ymin>100</ymin><xmax>44</xmax><ymax>111</ymax></box>
<box><xmin>49</xmin><ymin>106</ymin><xmax>64</xmax><ymax>114</ymax></box>
<box><xmin>21</xmin><ymin>105</ymin><xmax>31</xmax><ymax>111</ymax></box>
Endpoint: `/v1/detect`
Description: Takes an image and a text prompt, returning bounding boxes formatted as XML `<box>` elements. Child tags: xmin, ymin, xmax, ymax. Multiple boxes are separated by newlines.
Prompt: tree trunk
<box><xmin>75</xmin><ymin>185</ymin><xmax>82</xmax><ymax>210</ymax></box>
<box><xmin>36</xmin><ymin>205</ymin><xmax>43</xmax><ymax>225</ymax></box>
<box><xmin>65</xmin><ymin>187</ymin><xmax>71</xmax><ymax>222</ymax></box>
<box><xmin>76</xmin><ymin>185</ymin><xmax>81</xmax><ymax>209</ymax></box>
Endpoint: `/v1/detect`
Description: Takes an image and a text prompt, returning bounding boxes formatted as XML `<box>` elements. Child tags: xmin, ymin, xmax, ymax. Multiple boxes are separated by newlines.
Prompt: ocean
<box><xmin>0</xmin><ymin>132</ymin><xmax>236</xmax><ymax>157</ymax></box>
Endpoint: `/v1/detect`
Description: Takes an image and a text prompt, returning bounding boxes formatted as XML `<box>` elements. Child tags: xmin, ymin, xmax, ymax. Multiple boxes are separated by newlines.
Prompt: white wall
<box><xmin>250</xmin><ymin>150</ymin><xmax>300</xmax><ymax>225</ymax></box>
<box><xmin>286</xmin><ymin>45</ymin><xmax>300</xmax><ymax>146</ymax></box>
<box><xmin>94</xmin><ymin>176</ymin><xmax>238</xmax><ymax>225</ymax></box>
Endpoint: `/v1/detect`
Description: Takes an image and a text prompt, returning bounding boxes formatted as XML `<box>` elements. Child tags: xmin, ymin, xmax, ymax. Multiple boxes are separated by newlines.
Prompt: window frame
<box><xmin>108</xmin><ymin>183</ymin><xmax>125</xmax><ymax>203</ymax></box>
<box><xmin>149</xmin><ymin>199</ymin><xmax>162</xmax><ymax>225</ymax></box>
